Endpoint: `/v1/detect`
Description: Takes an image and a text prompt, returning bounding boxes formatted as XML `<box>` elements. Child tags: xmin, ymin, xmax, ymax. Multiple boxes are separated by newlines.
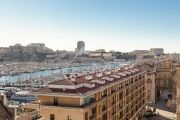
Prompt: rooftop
<box><xmin>34</xmin><ymin>67</ymin><xmax>144</xmax><ymax>95</ymax></box>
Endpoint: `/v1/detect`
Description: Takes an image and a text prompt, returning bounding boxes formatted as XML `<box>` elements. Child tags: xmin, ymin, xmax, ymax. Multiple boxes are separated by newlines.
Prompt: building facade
<box><xmin>150</xmin><ymin>48</ymin><xmax>164</xmax><ymax>56</ymax></box>
<box><xmin>76</xmin><ymin>41</ymin><xmax>85</xmax><ymax>53</ymax></box>
<box><xmin>170</xmin><ymin>53</ymin><xmax>180</xmax><ymax>62</ymax></box>
<box><xmin>35</xmin><ymin>67</ymin><xmax>147</xmax><ymax>120</ymax></box>
<box><xmin>155</xmin><ymin>60</ymin><xmax>176</xmax><ymax>102</ymax></box>
<box><xmin>175</xmin><ymin>63</ymin><xmax>180</xmax><ymax>120</ymax></box>
<box><xmin>146</xmin><ymin>68</ymin><xmax>156</xmax><ymax>104</ymax></box>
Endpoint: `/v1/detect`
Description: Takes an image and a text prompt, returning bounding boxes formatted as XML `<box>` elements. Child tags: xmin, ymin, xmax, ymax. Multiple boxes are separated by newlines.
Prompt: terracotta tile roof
<box><xmin>34</xmin><ymin>67</ymin><xmax>143</xmax><ymax>95</ymax></box>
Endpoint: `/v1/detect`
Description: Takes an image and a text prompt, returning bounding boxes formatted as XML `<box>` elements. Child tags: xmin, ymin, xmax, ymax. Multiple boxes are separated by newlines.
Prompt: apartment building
<box><xmin>145</xmin><ymin>66</ymin><xmax>156</xmax><ymax>104</ymax></box>
<box><xmin>174</xmin><ymin>63</ymin><xmax>180</xmax><ymax>120</ymax></box>
<box><xmin>138</xmin><ymin>60</ymin><xmax>176</xmax><ymax>103</ymax></box>
<box><xmin>155</xmin><ymin>60</ymin><xmax>176</xmax><ymax>101</ymax></box>
<box><xmin>34</xmin><ymin>67</ymin><xmax>147</xmax><ymax>120</ymax></box>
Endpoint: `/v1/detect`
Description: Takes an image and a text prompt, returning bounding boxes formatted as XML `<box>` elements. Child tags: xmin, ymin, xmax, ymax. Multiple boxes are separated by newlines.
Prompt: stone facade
<box><xmin>0</xmin><ymin>95</ymin><xmax>16</xmax><ymax>120</ymax></box>
<box><xmin>175</xmin><ymin>64</ymin><xmax>180</xmax><ymax>120</ymax></box>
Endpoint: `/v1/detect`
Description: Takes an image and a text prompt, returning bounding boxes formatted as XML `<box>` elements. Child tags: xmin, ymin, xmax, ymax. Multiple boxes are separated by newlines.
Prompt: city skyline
<box><xmin>0</xmin><ymin>0</ymin><xmax>179</xmax><ymax>53</ymax></box>
<box><xmin>0</xmin><ymin>42</ymin><xmax>166</xmax><ymax>53</ymax></box>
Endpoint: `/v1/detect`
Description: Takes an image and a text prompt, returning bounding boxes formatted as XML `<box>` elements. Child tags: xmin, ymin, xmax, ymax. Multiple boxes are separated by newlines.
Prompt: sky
<box><xmin>0</xmin><ymin>0</ymin><xmax>179</xmax><ymax>53</ymax></box>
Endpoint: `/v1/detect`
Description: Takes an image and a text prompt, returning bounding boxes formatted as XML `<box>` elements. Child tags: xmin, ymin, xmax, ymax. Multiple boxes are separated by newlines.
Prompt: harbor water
<box><xmin>0</xmin><ymin>62</ymin><xmax>129</xmax><ymax>83</ymax></box>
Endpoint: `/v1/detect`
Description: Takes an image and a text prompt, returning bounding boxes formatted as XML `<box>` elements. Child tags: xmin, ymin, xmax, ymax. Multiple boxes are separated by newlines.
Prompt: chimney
<box><xmin>96</xmin><ymin>72</ymin><xmax>103</xmax><ymax>77</ymax></box>
<box><xmin>70</xmin><ymin>77</ymin><xmax>76</xmax><ymax>82</ymax></box>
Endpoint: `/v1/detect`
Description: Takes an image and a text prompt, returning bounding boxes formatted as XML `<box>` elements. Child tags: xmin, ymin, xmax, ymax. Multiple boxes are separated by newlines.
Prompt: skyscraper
<box><xmin>75</xmin><ymin>41</ymin><xmax>85</xmax><ymax>53</ymax></box>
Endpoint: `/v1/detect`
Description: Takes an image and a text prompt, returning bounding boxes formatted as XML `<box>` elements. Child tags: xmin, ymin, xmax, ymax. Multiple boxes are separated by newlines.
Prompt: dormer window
<box><xmin>70</xmin><ymin>77</ymin><xmax>75</xmax><ymax>82</ymax></box>
<box><xmin>96</xmin><ymin>73</ymin><xmax>103</xmax><ymax>77</ymax></box>
<box><xmin>85</xmin><ymin>75</ymin><xmax>93</xmax><ymax>80</ymax></box>
<box><xmin>105</xmin><ymin>70</ymin><xmax>111</xmax><ymax>75</ymax></box>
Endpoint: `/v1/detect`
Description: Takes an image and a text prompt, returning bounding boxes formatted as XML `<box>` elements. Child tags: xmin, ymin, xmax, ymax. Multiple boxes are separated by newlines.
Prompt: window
<box><xmin>119</xmin><ymin>111</ymin><xmax>123</xmax><ymax>119</ymax></box>
<box><xmin>50</xmin><ymin>114</ymin><xmax>55</xmax><ymax>120</ymax></box>
<box><xmin>119</xmin><ymin>101</ymin><xmax>123</xmax><ymax>110</ymax></box>
<box><xmin>111</xmin><ymin>95</ymin><xmax>115</xmax><ymax>105</ymax></box>
<box><xmin>102</xmin><ymin>89</ymin><xmax>107</xmax><ymax>98</ymax></box>
<box><xmin>119</xmin><ymin>92</ymin><xmax>123</xmax><ymax>100</ymax></box>
<box><xmin>85</xmin><ymin>112</ymin><xmax>88</xmax><ymax>120</ymax></box>
<box><xmin>126</xmin><ymin>88</ymin><xmax>129</xmax><ymax>96</ymax></box>
<box><xmin>125</xmin><ymin>80</ymin><xmax>129</xmax><ymax>86</ymax></box>
<box><xmin>119</xmin><ymin>83</ymin><xmax>122</xmax><ymax>89</ymax></box>
<box><xmin>54</xmin><ymin>97</ymin><xmax>58</xmax><ymax>106</ymax></box>
<box><xmin>67</xmin><ymin>115</ymin><xmax>72</xmax><ymax>120</ymax></box>
<box><xmin>111</xmin><ymin>106</ymin><xmax>115</xmax><ymax>115</ymax></box>
<box><xmin>102</xmin><ymin>113</ymin><xmax>107</xmax><ymax>120</ymax></box>
<box><xmin>164</xmin><ymin>80</ymin><xmax>166</xmax><ymax>86</ymax></box>
<box><xmin>102</xmin><ymin>100</ymin><xmax>107</xmax><ymax>111</ymax></box>
<box><xmin>92</xmin><ymin>107</ymin><xmax>97</xmax><ymax>114</ymax></box>
<box><xmin>111</xmin><ymin>86</ymin><xmax>116</xmax><ymax>93</ymax></box>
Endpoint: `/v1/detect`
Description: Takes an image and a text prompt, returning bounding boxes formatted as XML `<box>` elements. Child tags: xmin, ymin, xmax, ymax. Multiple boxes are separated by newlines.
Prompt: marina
<box><xmin>0</xmin><ymin>61</ymin><xmax>131</xmax><ymax>106</ymax></box>
<box><xmin>0</xmin><ymin>62</ymin><xmax>130</xmax><ymax>86</ymax></box>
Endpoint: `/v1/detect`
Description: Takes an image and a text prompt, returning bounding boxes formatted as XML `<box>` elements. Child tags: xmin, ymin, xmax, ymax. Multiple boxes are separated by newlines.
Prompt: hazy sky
<box><xmin>0</xmin><ymin>0</ymin><xmax>179</xmax><ymax>52</ymax></box>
